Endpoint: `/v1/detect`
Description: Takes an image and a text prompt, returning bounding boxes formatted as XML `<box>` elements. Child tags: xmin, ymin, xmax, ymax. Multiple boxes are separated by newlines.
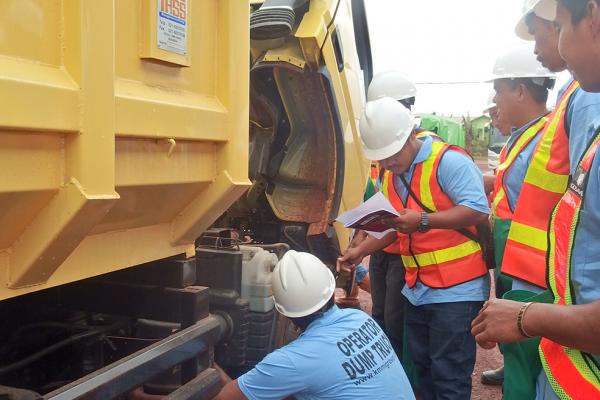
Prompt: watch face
<box><xmin>418</xmin><ymin>212</ymin><xmax>430</xmax><ymax>233</ymax></box>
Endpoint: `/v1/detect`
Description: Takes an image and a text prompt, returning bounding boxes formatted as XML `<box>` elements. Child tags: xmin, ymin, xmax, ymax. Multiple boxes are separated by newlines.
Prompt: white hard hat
<box><xmin>483</xmin><ymin>92</ymin><xmax>496</xmax><ymax>113</ymax></box>
<box><xmin>491</xmin><ymin>44</ymin><xmax>556</xmax><ymax>85</ymax></box>
<box><xmin>367</xmin><ymin>71</ymin><xmax>417</xmax><ymax>102</ymax></box>
<box><xmin>271</xmin><ymin>250</ymin><xmax>335</xmax><ymax>318</ymax></box>
<box><xmin>359</xmin><ymin>97</ymin><xmax>415</xmax><ymax>161</ymax></box>
<box><xmin>515</xmin><ymin>0</ymin><xmax>557</xmax><ymax>40</ymax></box>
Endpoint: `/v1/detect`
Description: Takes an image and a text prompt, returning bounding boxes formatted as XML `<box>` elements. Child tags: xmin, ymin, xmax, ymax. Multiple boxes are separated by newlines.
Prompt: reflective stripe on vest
<box><xmin>368</xmin><ymin>162</ymin><xmax>401</xmax><ymax>254</ymax></box>
<box><xmin>372</xmin><ymin>130</ymin><xmax>451</xmax><ymax>254</ymax></box>
<box><xmin>383</xmin><ymin>141</ymin><xmax>488</xmax><ymax>288</ymax></box>
<box><xmin>539</xmin><ymin>130</ymin><xmax>600</xmax><ymax>399</ymax></box>
<box><xmin>491</xmin><ymin>117</ymin><xmax>548</xmax><ymax>220</ymax></box>
<box><xmin>416</xmin><ymin>130</ymin><xmax>444</xmax><ymax>142</ymax></box>
<box><xmin>401</xmin><ymin>240</ymin><xmax>481</xmax><ymax>267</ymax></box>
<box><xmin>501</xmin><ymin>81</ymin><xmax>579</xmax><ymax>288</ymax></box>
<box><xmin>491</xmin><ymin>145</ymin><xmax>509</xmax><ymax>217</ymax></box>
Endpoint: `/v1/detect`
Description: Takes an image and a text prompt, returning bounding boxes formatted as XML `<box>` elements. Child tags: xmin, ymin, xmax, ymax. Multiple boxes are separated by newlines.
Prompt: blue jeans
<box><xmin>406</xmin><ymin>301</ymin><xmax>483</xmax><ymax>400</ymax></box>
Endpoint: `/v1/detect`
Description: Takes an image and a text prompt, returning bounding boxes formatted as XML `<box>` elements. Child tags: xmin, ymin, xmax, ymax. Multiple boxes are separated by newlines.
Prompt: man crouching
<box><xmin>213</xmin><ymin>250</ymin><xmax>415</xmax><ymax>400</ymax></box>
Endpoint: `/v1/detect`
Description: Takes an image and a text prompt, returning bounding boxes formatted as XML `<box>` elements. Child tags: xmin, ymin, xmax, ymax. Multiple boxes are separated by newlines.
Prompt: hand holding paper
<box><xmin>380</xmin><ymin>209</ymin><xmax>421</xmax><ymax>234</ymax></box>
<box><xmin>335</xmin><ymin>192</ymin><xmax>400</xmax><ymax>239</ymax></box>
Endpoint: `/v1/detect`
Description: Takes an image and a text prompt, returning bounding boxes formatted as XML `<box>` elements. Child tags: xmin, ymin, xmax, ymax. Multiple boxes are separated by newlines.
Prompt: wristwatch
<box><xmin>417</xmin><ymin>212</ymin><xmax>431</xmax><ymax>233</ymax></box>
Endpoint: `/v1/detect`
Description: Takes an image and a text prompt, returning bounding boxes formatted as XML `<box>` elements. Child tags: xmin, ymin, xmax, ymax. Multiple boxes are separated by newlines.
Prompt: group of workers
<box><xmin>474</xmin><ymin>0</ymin><xmax>600</xmax><ymax>398</ymax></box>
<box><xmin>211</xmin><ymin>0</ymin><xmax>600</xmax><ymax>399</ymax></box>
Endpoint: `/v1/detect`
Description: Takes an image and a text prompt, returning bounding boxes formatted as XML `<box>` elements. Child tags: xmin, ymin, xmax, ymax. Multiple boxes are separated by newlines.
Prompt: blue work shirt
<box><xmin>237</xmin><ymin>305</ymin><xmax>415</xmax><ymax>400</ymax></box>
<box><xmin>394</xmin><ymin>137</ymin><xmax>491</xmax><ymax>306</ymax></box>
<box><xmin>537</xmin><ymin>372</ymin><xmax>559</xmax><ymax>400</ymax></box>
<box><xmin>536</xmin><ymin>117</ymin><xmax>600</xmax><ymax>400</ymax></box>
<box><xmin>559</xmin><ymin>78</ymin><xmax>600</xmax><ymax>173</ymax></box>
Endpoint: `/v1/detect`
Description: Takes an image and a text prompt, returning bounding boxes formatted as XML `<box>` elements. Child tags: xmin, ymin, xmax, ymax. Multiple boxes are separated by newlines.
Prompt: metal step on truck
<box><xmin>0</xmin><ymin>0</ymin><xmax>372</xmax><ymax>398</ymax></box>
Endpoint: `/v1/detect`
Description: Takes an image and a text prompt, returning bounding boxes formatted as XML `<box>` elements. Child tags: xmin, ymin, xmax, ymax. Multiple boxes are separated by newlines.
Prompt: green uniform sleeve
<box><xmin>363</xmin><ymin>178</ymin><xmax>378</xmax><ymax>202</ymax></box>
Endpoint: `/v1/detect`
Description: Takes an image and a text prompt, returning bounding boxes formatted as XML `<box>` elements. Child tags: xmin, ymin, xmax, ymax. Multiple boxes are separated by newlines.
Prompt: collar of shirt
<box><xmin>411</xmin><ymin>135</ymin><xmax>433</xmax><ymax>166</ymax></box>
<box><xmin>506</xmin><ymin>114</ymin><xmax>547</xmax><ymax>153</ymax></box>
<box><xmin>557</xmin><ymin>76</ymin><xmax>575</xmax><ymax>104</ymax></box>
<box><xmin>392</xmin><ymin>136</ymin><xmax>433</xmax><ymax>198</ymax></box>
<box><xmin>302</xmin><ymin>305</ymin><xmax>341</xmax><ymax>335</ymax></box>
<box><xmin>401</xmin><ymin>134</ymin><xmax>433</xmax><ymax>182</ymax></box>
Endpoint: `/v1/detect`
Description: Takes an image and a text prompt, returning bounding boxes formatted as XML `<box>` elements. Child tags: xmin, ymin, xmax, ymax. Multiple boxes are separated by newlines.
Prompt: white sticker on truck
<box><xmin>157</xmin><ymin>0</ymin><xmax>187</xmax><ymax>55</ymax></box>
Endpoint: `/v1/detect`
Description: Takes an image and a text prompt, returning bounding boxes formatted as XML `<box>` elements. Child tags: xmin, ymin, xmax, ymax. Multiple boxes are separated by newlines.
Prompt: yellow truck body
<box><xmin>0</xmin><ymin>1</ymin><xmax>372</xmax><ymax>396</ymax></box>
<box><xmin>0</xmin><ymin>0</ymin><xmax>250</xmax><ymax>299</ymax></box>
<box><xmin>0</xmin><ymin>0</ymin><xmax>368</xmax><ymax>301</ymax></box>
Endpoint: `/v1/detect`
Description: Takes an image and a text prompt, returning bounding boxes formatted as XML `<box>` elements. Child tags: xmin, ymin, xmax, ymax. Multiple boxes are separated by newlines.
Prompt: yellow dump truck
<box><xmin>0</xmin><ymin>1</ymin><xmax>371</xmax><ymax>398</ymax></box>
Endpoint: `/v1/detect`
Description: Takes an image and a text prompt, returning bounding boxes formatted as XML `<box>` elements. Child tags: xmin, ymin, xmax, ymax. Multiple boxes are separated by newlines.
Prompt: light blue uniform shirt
<box><xmin>536</xmin><ymin>113</ymin><xmax>600</xmax><ymax>400</ymax></box>
<box><xmin>559</xmin><ymin>78</ymin><xmax>600</xmax><ymax>173</ymax></box>
<box><xmin>393</xmin><ymin>137</ymin><xmax>491</xmax><ymax>306</ymax></box>
<box><xmin>511</xmin><ymin>275</ymin><xmax>546</xmax><ymax>294</ymax></box>
<box><xmin>238</xmin><ymin>306</ymin><xmax>415</xmax><ymax>400</ymax></box>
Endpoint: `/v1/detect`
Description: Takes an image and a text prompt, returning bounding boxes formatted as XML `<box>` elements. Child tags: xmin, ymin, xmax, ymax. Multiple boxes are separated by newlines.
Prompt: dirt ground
<box><xmin>346</xmin><ymin>278</ymin><xmax>503</xmax><ymax>400</ymax></box>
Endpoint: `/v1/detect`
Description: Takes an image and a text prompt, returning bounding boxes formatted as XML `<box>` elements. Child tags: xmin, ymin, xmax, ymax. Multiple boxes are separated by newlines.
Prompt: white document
<box><xmin>336</xmin><ymin>192</ymin><xmax>400</xmax><ymax>239</ymax></box>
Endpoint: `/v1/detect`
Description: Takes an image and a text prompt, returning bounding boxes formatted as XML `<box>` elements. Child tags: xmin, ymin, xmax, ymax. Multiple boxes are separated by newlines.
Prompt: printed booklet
<box><xmin>336</xmin><ymin>192</ymin><xmax>400</xmax><ymax>239</ymax></box>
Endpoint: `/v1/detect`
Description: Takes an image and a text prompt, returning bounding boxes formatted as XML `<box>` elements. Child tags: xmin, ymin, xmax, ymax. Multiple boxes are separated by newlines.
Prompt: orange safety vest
<box><xmin>539</xmin><ymin>130</ymin><xmax>600</xmax><ymax>399</ymax></box>
<box><xmin>501</xmin><ymin>81</ymin><xmax>580</xmax><ymax>288</ymax></box>
<box><xmin>366</xmin><ymin>130</ymin><xmax>442</xmax><ymax>254</ymax></box>
<box><xmin>381</xmin><ymin>141</ymin><xmax>488</xmax><ymax>288</ymax></box>
<box><xmin>491</xmin><ymin>117</ymin><xmax>548</xmax><ymax>220</ymax></box>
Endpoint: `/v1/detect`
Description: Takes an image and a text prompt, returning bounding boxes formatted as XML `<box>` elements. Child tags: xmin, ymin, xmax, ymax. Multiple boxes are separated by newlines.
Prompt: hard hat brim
<box><xmin>367</xmin><ymin>71</ymin><xmax>417</xmax><ymax>102</ymax></box>
<box><xmin>483</xmin><ymin>102</ymin><xmax>497</xmax><ymax>113</ymax></box>
<box><xmin>362</xmin><ymin>131</ymin><xmax>411</xmax><ymax>161</ymax></box>
<box><xmin>515</xmin><ymin>0</ymin><xmax>557</xmax><ymax>40</ymax></box>
<box><xmin>515</xmin><ymin>16</ymin><xmax>534</xmax><ymax>41</ymax></box>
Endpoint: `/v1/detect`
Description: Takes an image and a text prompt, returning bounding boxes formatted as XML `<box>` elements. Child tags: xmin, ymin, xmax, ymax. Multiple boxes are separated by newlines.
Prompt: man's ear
<box><xmin>517</xmin><ymin>83</ymin><xmax>527</xmax><ymax>103</ymax></box>
<box><xmin>589</xmin><ymin>0</ymin><xmax>600</xmax><ymax>38</ymax></box>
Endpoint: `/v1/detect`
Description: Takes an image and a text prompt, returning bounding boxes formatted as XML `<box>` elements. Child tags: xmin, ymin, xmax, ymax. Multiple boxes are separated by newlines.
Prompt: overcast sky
<box><xmin>364</xmin><ymin>0</ymin><xmax>569</xmax><ymax>116</ymax></box>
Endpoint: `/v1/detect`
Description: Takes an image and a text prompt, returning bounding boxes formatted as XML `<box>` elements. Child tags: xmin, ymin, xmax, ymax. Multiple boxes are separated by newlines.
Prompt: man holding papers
<box><xmin>338</xmin><ymin>97</ymin><xmax>490</xmax><ymax>400</ymax></box>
